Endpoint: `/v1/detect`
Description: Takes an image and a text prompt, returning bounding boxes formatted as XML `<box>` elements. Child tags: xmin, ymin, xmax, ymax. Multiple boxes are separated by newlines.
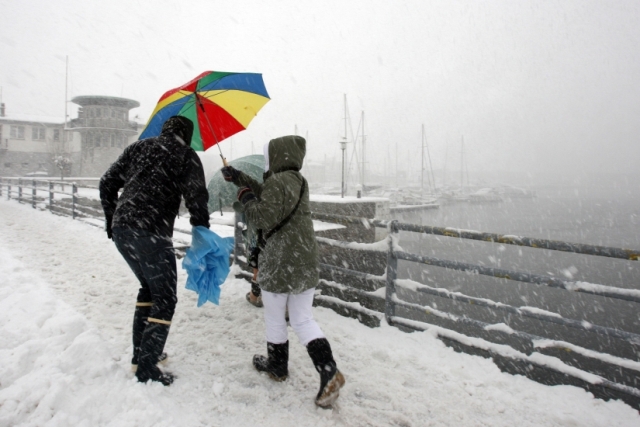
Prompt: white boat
<box><xmin>468</xmin><ymin>188</ymin><xmax>503</xmax><ymax>203</ymax></box>
<box><xmin>437</xmin><ymin>190</ymin><xmax>469</xmax><ymax>204</ymax></box>
<box><xmin>497</xmin><ymin>185</ymin><xmax>537</xmax><ymax>199</ymax></box>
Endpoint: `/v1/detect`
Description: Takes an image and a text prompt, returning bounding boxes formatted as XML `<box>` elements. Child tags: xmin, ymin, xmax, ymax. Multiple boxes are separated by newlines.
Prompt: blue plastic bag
<box><xmin>182</xmin><ymin>226</ymin><xmax>234</xmax><ymax>306</ymax></box>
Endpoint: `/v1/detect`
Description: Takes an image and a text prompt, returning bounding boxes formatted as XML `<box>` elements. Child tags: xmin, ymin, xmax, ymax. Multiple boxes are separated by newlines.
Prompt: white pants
<box><xmin>261</xmin><ymin>288</ymin><xmax>325</xmax><ymax>346</ymax></box>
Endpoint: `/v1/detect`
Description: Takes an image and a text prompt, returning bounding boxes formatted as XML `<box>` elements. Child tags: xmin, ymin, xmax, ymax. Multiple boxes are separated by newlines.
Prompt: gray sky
<box><xmin>1</xmin><ymin>0</ymin><xmax>639</xmax><ymax>182</ymax></box>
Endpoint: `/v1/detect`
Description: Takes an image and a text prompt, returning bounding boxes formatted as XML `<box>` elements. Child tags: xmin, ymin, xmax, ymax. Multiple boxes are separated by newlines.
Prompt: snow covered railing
<box><xmin>1</xmin><ymin>177</ymin><xmax>81</xmax><ymax>218</ymax></box>
<box><xmin>395</xmin><ymin>279</ymin><xmax>640</xmax><ymax>343</ymax></box>
<box><xmin>310</xmin><ymin>216</ymin><xmax>640</xmax><ymax>409</ymax></box>
<box><xmin>311</xmin><ymin>212</ymin><xmax>640</xmax><ymax>261</ymax></box>
<box><xmin>394</xmin><ymin>249</ymin><xmax>640</xmax><ymax>304</ymax></box>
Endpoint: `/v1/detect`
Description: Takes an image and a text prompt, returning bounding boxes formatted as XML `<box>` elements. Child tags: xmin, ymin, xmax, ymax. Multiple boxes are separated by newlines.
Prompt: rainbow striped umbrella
<box><xmin>139</xmin><ymin>71</ymin><xmax>270</xmax><ymax>153</ymax></box>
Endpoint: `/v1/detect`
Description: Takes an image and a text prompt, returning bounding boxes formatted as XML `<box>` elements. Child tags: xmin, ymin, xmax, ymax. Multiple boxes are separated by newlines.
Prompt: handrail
<box><xmin>312</xmin><ymin>217</ymin><xmax>640</xmax><ymax>407</ymax></box>
<box><xmin>311</xmin><ymin>212</ymin><xmax>640</xmax><ymax>261</ymax></box>
<box><xmin>395</xmin><ymin>279</ymin><xmax>640</xmax><ymax>343</ymax></box>
<box><xmin>316</xmin><ymin>235</ymin><xmax>640</xmax><ymax>341</ymax></box>
<box><xmin>395</xmin><ymin>250</ymin><xmax>640</xmax><ymax>303</ymax></box>
<box><xmin>1</xmin><ymin>177</ymin><xmax>78</xmax><ymax>218</ymax></box>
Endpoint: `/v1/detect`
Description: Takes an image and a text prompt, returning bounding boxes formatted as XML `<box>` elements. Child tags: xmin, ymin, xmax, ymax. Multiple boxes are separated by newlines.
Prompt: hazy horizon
<box><xmin>2</xmin><ymin>0</ymin><xmax>639</xmax><ymax>183</ymax></box>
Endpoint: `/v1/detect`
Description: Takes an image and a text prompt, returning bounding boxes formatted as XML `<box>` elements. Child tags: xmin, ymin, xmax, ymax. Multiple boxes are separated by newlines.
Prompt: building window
<box><xmin>32</xmin><ymin>126</ymin><xmax>46</xmax><ymax>141</ymax></box>
<box><xmin>22</xmin><ymin>162</ymin><xmax>29</xmax><ymax>168</ymax></box>
<box><xmin>4</xmin><ymin>163</ymin><xmax>11</xmax><ymax>168</ymax></box>
<box><xmin>53</xmin><ymin>129</ymin><xmax>60</xmax><ymax>141</ymax></box>
<box><xmin>10</xmin><ymin>125</ymin><xmax>25</xmax><ymax>139</ymax></box>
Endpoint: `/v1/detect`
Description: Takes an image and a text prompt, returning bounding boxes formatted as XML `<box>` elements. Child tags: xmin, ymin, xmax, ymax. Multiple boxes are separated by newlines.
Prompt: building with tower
<box><xmin>68</xmin><ymin>96</ymin><xmax>140</xmax><ymax>176</ymax></box>
<box><xmin>0</xmin><ymin>96</ymin><xmax>141</xmax><ymax>178</ymax></box>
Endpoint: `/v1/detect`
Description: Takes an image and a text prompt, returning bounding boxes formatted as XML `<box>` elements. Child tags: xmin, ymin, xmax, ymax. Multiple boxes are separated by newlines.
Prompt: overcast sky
<box><xmin>1</xmin><ymin>0</ymin><xmax>639</xmax><ymax>182</ymax></box>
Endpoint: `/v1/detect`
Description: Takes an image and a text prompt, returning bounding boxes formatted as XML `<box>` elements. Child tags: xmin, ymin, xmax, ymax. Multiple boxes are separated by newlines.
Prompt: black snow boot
<box><xmin>251</xmin><ymin>280</ymin><xmax>261</xmax><ymax>298</ymax></box>
<box><xmin>246</xmin><ymin>280</ymin><xmax>263</xmax><ymax>308</ymax></box>
<box><xmin>307</xmin><ymin>338</ymin><xmax>345</xmax><ymax>408</ymax></box>
<box><xmin>130</xmin><ymin>304</ymin><xmax>168</xmax><ymax>372</ymax></box>
<box><xmin>253</xmin><ymin>341</ymin><xmax>289</xmax><ymax>381</ymax></box>
<box><xmin>135</xmin><ymin>320</ymin><xmax>174</xmax><ymax>386</ymax></box>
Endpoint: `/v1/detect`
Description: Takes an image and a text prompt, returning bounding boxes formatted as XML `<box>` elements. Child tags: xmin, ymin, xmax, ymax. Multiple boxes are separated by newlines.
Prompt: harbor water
<box><xmin>391</xmin><ymin>180</ymin><xmax>640</xmax><ymax>366</ymax></box>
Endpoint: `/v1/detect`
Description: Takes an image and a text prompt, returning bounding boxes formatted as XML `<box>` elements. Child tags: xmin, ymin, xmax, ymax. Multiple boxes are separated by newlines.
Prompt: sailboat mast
<box><xmin>421</xmin><ymin>124</ymin><xmax>425</xmax><ymax>199</ymax></box>
<box><xmin>343</xmin><ymin>94</ymin><xmax>348</xmax><ymax>141</ymax></box>
<box><xmin>64</xmin><ymin>56</ymin><xmax>68</xmax><ymax>129</ymax></box>
<box><xmin>427</xmin><ymin>138</ymin><xmax>436</xmax><ymax>194</ymax></box>
<box><xmin>460</xmin><ymin>135</ymin><xmax>464</xmax><ymax>193</ymax></box>
<box><xmin>64</xmin><ymin>56</ymin><xmax>69</xmax><ymax>154</ymax></box>
<box><xmin>341</xmin><ymin>94</ymin><xmax>348</xmax><ymax>198</ymax></box>
<box><xmin>361</xmin><ymin>111</ymin><xmax>365</xmax><ymax>193</ymax></box>
<box><xmin>395</xmin><ymin>143</ymin><xmax>398</xmax><ymax>189</ymax></box>
<box><xmin>442</xmin><ymin>141</ymin><xmax>448</xmax><ymax>189</ymax></box>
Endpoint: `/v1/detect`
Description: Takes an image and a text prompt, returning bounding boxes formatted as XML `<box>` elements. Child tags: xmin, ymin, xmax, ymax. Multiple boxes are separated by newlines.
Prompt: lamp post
<box><xmin>340</xmin><ymin>138</ymin><xmax>347</xmax><ymax>198</ymax></box>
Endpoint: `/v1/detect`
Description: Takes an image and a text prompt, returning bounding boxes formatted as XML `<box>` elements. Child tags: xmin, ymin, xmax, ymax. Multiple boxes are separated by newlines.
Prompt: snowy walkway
<box><xmin>0</xmin><ymin>199</ymin><xmax>638</xmax><ymax>427</ymax></box>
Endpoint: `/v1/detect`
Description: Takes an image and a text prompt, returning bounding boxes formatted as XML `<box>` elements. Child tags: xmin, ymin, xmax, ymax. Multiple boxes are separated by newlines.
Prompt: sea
<box><xmin>389</xmin><ymin>177</ymin><xmax>639</xmax><ymax>366</ymax></box>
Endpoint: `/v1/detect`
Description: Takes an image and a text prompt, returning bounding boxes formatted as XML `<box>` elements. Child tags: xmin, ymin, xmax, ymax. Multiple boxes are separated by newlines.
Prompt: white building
<box><xmin>0</xmin><ymin>96</ymin><xmax>141</xmax><ymax>179</ymax></box>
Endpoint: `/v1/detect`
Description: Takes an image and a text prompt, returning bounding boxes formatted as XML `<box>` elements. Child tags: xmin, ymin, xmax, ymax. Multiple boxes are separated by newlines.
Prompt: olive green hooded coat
<box><xmin>235</xmin><ymin>135</ymin><xmax>319</xmax><ymax>294</ymax></box>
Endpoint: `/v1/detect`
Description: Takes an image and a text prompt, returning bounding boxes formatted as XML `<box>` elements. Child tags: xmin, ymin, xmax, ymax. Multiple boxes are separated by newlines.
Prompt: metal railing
<box><xmin>2</xmin><ymin>178</ymin><xmax>639</xmax><ymax>409</ymax></box>
<box><xmin>0</xmin><ymin>177</ymin><xmax>84</xmax><ymax>218</ymax></box>
<box><xmin>309</xmin><ymin>212</ymin><xmax>640</xmax><ymax>410</ymax></box>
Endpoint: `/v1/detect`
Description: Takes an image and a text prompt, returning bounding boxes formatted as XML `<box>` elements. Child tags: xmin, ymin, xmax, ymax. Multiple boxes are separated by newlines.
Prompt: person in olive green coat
<box><xmin>222</xmin><ymin>135</ymin><xmax>345</xmax><ymax>408</ymax></box>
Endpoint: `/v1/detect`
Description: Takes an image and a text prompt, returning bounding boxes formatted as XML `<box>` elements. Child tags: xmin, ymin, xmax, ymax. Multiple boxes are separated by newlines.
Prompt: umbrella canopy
<box><xmin>207</xmin><ymin>154</ymin><xmax>266</xmax><ymax>213</ymax></box>
<box><xmin>139</xmin><ymin>71</ymin><xmax>270</xmax><ymax>151</ymax></box>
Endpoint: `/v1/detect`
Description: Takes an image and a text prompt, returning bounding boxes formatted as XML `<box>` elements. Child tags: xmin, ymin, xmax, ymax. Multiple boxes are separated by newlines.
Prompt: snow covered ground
<box><xmin>0</xmin><ymin>198</ymin><xmax>638</xmax><ymax>427</ymax></box>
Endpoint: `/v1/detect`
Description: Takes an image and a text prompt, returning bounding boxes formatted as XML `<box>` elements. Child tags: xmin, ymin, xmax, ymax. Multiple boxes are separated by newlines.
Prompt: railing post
<box><xmin>234</xmin><ymin>210</ymin><xmax>243</xmax><ymax>264</ymax></box>
<box><xmin>49</xmin><ymin>181</ymin><xmax>54</xmax><ymax>210</ymax></box>
<box><xmin>0</xmin><ymin>178</ymin><xmax>3</xmax><ymax>198</ymax></box>
<box><xmin>7</xmin><ymin>180</ymin><xmax>10</xmax><ymax>200</ymax></box>
<box><xmin>385</xmin><ymin>220</ymin><xmax>399</xmax><ymax>325</ymax></box>
<box><xmin>72</xmin><ymin>182</ymin><xmax>78</xmax><ymax>219</ymax></box>
<box><xmin>32</xmin><ymin>179</ymin><xmax>36</xmax><ymax>208</ymax></box>
<box><xmin>18</xmin><ymin>178</ymin><xmax>23</xmax><ymax>203</ymax></box>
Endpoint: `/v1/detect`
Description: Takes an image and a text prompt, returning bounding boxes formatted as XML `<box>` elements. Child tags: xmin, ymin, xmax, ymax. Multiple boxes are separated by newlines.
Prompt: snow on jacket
<box><xmin>99</xmin><ymin>117</ymin><xmax>210</xmax><ymax>238</ymax></box>
<box><xmin>236</xmin><ymin>135</ymin><xmax>319</xmax><ymax>294</ymax></box>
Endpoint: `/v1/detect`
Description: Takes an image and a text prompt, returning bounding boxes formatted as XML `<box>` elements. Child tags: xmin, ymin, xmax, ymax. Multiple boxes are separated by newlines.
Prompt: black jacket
<box><xmin>99</xmin><ymin>118</ymin><xmax>210</xmax><ymax>238</ymax></box>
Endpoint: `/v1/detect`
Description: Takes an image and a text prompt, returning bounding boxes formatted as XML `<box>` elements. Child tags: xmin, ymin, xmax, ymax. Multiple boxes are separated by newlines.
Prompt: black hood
<box><xmin>161</xmin><ymin>116</ymin><xmax>194</xmax><ymax>145</ymax></box>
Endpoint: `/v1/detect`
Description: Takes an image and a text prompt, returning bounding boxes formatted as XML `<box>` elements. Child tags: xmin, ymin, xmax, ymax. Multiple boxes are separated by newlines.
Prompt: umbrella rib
<box><xmin>175</xmin><ymin>89</ymin><xmax>231</xmax><ymax>109</ymax></box>
<box><xmin>194</xmin><ymin>92</ymin><xmax>224</xmax><ymax>157</ymax></box>
<box><xmin>200</xmin><ymin>89</ymin><xmax>233</xmax><ymax>101</ymax></box>
<box><xmin>173</xmin><ymin>90</ymin><xmax>222</xmax><ymax>155</ymax></box>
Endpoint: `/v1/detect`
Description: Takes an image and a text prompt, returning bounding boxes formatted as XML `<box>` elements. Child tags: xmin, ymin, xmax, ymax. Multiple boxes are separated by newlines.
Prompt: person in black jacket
<box><xmin>99</xmin><ymin>116</ymin><xmax>210</xmax><ymax>386</ymax></box>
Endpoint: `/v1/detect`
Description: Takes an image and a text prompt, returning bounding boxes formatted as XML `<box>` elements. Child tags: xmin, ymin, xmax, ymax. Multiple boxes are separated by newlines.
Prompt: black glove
<box><xmin>221</xmin><ymin>166</ymin><xmax>241</xmax><ymax>183</ymax></box>
<box><xmin>237</xmin><ymin>186</ymin><xmax>256</xmax><ymax>205</ymax></box>
<box><xmin>248</xmin><ymin>246</ymin><xmax>261</xmax><ymax>269</ymax></box>
<box><xmin>105</xmin><ymin>216</ymin><xmax>113</xmax><ymax>240</ymax></box>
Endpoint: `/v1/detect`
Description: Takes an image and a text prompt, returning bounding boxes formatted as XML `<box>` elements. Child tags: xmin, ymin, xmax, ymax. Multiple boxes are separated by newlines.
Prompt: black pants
<box><xmin>113</xmin><ymin>227</ymin><xmax>177</xmax><ymax>322</ymax></box>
